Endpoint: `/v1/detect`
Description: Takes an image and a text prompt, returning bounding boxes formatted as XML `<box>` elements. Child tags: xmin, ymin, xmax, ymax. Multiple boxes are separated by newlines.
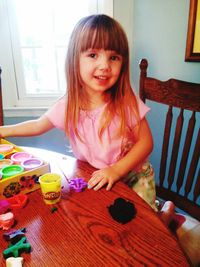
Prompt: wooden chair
<box><xmin>0</xmin><ymin>67</ymin><xmax>4</xmax><ymax>126</ymax></box>
<box><xmin>139</xmin><ymin>58</ymin><xmax>200</xmax><ymax>221</ymax></box>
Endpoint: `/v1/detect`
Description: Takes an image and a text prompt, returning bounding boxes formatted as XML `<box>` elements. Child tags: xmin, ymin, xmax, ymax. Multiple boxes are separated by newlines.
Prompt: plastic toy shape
<box><xmin>0</xmin><ymin>212</ymin><xmax>14</xmax><ymax>230</ymax></box>
<box><xmin>0</xmin><ymin>200</ymin><xmax>10</xmax><ymax>214</ymax></box>
<box><xmin>6</xmin><ymin>256</ymin><xmax>24</xmax><ymax>267</ymax></box>
<box><xmin>7</xmin><ymin>194</ymin><xmax>28</xmax><ymax>210</ymax></box>
<box><xmin>3</xmin><ymin>228</ymin><xmax>26</xmax><ymax>243</ymax></box>
<box><xmin>108</xmin><ymin>198</ymin><xmax>137</xmax><ymax>224</ymax></box>
<box><xmin>3</xmin><ymin>236</ymin><xmax>31</xmax><ymax>259</ymax></box>
<box><xmin>69</xmin><ymin>177</ymin><xmax>88</xmax><ymax>192</ymax></box>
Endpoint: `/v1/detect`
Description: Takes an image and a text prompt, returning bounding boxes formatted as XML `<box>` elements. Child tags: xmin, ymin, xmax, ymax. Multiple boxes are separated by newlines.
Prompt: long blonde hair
<box><xmin>65</xmin><ymin>14</ymin><xmax>139</xmax><ymax>141</ymax></box>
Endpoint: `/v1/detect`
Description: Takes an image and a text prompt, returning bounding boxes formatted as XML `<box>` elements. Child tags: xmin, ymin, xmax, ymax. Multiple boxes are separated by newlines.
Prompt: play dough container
<box><xmin>39</xmin><ymin>173</ymin><xmax>61</xmax><ymax>205</ymax></box>
<box><xmin>11</xmin><ymin>152</ymin><xmax>32</xmax><ymax>164</ymax></box>
<box><xmin>1</xmin><ymin>165</ymin><xmax>24</xmax><ymax>179</ymax></box>
<box><xmin>0</xmin><ymin>144</ymin><xmax>14</xmax><ymax>154</ymax></box>
<box><xmin>21</xmin><ymin>158</ymin><xmax>43</xmax><ymax>171</ymax></box>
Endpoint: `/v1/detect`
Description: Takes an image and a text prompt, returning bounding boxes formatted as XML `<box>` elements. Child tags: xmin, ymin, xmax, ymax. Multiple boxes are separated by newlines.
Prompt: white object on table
<box><xmin>6</xmin><ymin>257</ymin><xmax>24</xmax><ymax>267</ymax></box>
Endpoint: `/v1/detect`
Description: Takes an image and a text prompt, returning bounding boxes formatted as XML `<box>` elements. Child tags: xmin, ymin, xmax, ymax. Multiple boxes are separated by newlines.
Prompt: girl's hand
<box><xmin>88</xmin><ymin>166</ymin><xmax>121</xmax><ymax>191</ymax></box>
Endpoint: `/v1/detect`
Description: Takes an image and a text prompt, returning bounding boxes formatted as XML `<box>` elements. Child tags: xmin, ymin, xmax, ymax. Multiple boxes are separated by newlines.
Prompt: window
<box><xmin>0</xmin><ymin>0</ymin><xmax>113</xmax><ymax>116</ymax></box>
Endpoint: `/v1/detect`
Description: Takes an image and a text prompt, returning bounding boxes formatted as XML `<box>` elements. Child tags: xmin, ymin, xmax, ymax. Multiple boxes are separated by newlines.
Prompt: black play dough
<box><xmin>108</xmin><ymin>197</ymin><xmax>137</xmax><ymax>224</ymax></box>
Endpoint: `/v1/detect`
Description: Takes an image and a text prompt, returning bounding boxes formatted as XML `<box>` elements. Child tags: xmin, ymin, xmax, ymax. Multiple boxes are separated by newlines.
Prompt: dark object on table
<box><xmin>51</xmin><ymin>206</ymin><xmax>58</xmax><ymax>213</ymax></box>
<box><xmin>108</xmin><ymin>197</ymin><xmax>136</xmax><ymax>224</ymax></box>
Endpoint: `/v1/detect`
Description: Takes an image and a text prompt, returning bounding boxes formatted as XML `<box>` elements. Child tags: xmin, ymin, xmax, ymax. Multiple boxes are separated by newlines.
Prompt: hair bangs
<box><xmin>80</xmin><ymin>17</ymin><xmax>128</xmax><ymax>56</ymax></box>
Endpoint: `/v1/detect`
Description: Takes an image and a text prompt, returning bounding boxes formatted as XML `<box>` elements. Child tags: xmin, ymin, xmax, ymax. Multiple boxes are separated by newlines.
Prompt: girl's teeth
<box><xmin>97</xmin><ymin>76</ymin><xmax>107</xmax><ymax>80</ymax></box>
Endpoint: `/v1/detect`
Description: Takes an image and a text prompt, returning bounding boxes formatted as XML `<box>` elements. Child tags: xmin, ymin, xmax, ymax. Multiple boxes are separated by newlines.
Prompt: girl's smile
<box><xmin>79</xmin><ymin>49</ymin><xmax>123</xmax><ymax>99</ymax></box>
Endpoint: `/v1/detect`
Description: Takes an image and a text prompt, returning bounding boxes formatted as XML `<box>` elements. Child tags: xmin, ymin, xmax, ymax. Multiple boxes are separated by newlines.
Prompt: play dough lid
<box><xmin>0</xmin><ymin>144</ymin><xmax>14</xmax><ymax>154</ymax></box>
<box><xmin>11</xmin><ymin>152</ymin><xmax>32</xmax><ymax>164</ymax></box>
<box><xmin>1</xmin><ymin>165</ymin><xmax>24</xmax><ymax>178</ymax></box>
<box><xmin>21</xmin><ymin>158</ymin><xmax>43</xmax><ymax>170</ymax></box>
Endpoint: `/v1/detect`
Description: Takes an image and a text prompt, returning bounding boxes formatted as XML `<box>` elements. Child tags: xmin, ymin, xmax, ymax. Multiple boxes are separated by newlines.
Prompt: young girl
<box><xmin>2</xmin><ymin>15</ymin><xmax>198</xmax><ymax>264</ymax></box>
<box><xmin>0</xmin><ymin>14</ymin><xmax>156</xmax><ymax>210</ymax></box>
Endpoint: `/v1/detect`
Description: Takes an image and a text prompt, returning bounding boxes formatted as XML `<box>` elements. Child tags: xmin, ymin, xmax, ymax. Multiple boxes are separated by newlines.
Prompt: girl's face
<box><xmin>79</xmin><ymin>49</ymin><xmax>123</xmax><ymax>97</ymax></box>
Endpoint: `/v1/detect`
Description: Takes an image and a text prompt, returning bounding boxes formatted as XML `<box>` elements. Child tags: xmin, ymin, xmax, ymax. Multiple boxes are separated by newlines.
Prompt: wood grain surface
<box><xmin>0</xmin><ymin>148</ymin><xmax>190</xmax><ymax>266</ymax></box>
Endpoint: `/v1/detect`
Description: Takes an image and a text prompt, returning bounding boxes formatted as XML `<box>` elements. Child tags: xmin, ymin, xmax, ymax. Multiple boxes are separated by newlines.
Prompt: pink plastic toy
<box><xmin>0</xmin><ymin>200</ymin><xmax>10</xmax><ymax>214</ymax></box>
<box><xmin>0</xmin><ymin>212</ymin><xmax>14</xmax><ymax>230</ymax></box>
<box><xmin>69</xmin><ymin>177</ymin><xmax>87</xmax><ymax>192</ymax></box>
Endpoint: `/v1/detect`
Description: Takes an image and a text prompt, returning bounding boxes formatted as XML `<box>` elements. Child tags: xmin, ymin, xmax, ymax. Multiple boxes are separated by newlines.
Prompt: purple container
<box><xmin>21</xmin><ymin>158</ymin><xmax>43</xmax><ymax>170</ymax></box>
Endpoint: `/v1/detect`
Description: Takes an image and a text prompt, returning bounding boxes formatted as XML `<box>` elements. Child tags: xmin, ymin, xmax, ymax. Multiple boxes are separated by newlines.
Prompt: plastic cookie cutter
<box><xmin>0</xmin><ymin>200</ymin><xmax>10</xmax><ymax>214</ymax></box>
<box><xmin>6</xmin><ymin>194</ymin><xmax>28</xmax><ymax>209</ymax></box>
<box><xmin>3</xmin><ymin>236</ymin><xmax>31</xmax><ymax>259</ymax></box>
<box><xmin>0</xmin><ymin>212</ymin><xmax>15</xmax><ymax>230</ymax></box>
<box><xmin>69</xmin><ymin>177</ymin><xmax>88</xmax><ymax>192</ymax></box>
<box><xmin>3</xmin><ymin>228</ymin><xmax>26</xmax><ymax>243</ymax></box>
<box><xmin>6</xmin><ymin>256</ymin><xmax>24</xmax><ymax>267</ymax></box>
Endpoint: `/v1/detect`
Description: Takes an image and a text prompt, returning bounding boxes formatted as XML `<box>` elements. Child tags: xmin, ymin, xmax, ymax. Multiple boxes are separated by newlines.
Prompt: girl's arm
<box><xmin>0</xmin><ymin>115</ymin><xmax>54</xmax><ymax>138</ymax></box>
<box><xmin>88</xmin><ymin>118</ymin><xmax>153</xmax><ymax>191</ymax></box>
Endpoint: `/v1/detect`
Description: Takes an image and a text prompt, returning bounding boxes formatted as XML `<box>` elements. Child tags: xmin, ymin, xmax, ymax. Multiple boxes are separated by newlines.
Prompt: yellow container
<box><xmin>39</xmin><ymin>173</ymin><xmax>61</xmax><ymax>205</ymax></box>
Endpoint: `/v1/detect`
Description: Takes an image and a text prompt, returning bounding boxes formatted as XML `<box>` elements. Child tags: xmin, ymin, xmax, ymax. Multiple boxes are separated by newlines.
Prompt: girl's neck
<box><xmin>82</xmin><ymin>92</ymin><xmax>110</xmax><ymax>110</ymax></box>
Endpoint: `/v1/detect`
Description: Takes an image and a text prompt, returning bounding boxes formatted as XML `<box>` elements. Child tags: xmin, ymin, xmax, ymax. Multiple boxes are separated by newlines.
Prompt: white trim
<box><xmin>4</xmin><ymin>107</ymin><xmax>48</xmax><ymax>118</ymax></box>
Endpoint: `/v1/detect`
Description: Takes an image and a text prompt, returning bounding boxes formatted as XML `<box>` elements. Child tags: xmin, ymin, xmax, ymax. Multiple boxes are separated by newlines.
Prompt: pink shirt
<box><xmin>45</xmin><ymin>96</ymin><xmax>150</xmax><ymax>169</ymax></box>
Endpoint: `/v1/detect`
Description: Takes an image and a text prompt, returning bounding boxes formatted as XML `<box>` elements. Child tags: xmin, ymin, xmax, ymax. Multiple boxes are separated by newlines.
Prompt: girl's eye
<box><xmin>88</xmin><ymin>53</ymin><xmax>96</xmax><ymax>58</ymax></box>
<box><xmin>110</xmin><ymin>55</ymin><xmax>121</xmax><ymax>61</ymax></box>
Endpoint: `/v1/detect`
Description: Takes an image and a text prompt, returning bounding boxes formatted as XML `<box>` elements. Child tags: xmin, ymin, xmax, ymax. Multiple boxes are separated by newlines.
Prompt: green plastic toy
<box><xmin>3</xmin><ymin>236</ymin><xmax>31</xmax><ymax>259</ymax></box>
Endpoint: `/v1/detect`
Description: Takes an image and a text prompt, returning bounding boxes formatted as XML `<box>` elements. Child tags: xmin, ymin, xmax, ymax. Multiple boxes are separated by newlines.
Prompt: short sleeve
<box><xmin>126</xmin><ymin>97</ymin><xmax>150</xmax><ymax>129</ymax></box>
<box><xmin>138</xmin><ymin>98</ymin><xmax>150</xmax><ymax>119</ymax></box>
<box><xmin>45</xmin><ymin>96</ymin><xmax>66</xmax><ymax>130</ymax></box>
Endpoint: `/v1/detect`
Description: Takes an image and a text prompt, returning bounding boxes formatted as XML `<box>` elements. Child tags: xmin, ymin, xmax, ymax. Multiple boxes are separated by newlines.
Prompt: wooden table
<box><xmin>0</xmin><ymin>147</ymin><xmax>190</xmax><ymax>267</ymax></box>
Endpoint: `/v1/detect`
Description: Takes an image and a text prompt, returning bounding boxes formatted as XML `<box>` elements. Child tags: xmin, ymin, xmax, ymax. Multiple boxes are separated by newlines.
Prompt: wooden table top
<box><xmin>0</xmin><ymin>147</ymin><xmax>190</xmax><ymax>267</ymax></box>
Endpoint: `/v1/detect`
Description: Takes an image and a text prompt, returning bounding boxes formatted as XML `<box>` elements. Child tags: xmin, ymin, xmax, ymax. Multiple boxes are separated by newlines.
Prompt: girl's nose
<box><xmin>98</xmin><ymin>56</ymin><xmax>111</xmax><ymax>71</ymax></box>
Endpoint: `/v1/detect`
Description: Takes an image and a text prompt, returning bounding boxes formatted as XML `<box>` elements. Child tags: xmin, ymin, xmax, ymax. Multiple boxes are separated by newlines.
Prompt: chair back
<box><xmin>139</xmin><ymin>58</ymin><xmax>200</xmax><ymax>220</ymax></box>
<box><xmin>0</xmin><ymin>67</ymin><xmax>4</xmax><ymax>126</ymax></box>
